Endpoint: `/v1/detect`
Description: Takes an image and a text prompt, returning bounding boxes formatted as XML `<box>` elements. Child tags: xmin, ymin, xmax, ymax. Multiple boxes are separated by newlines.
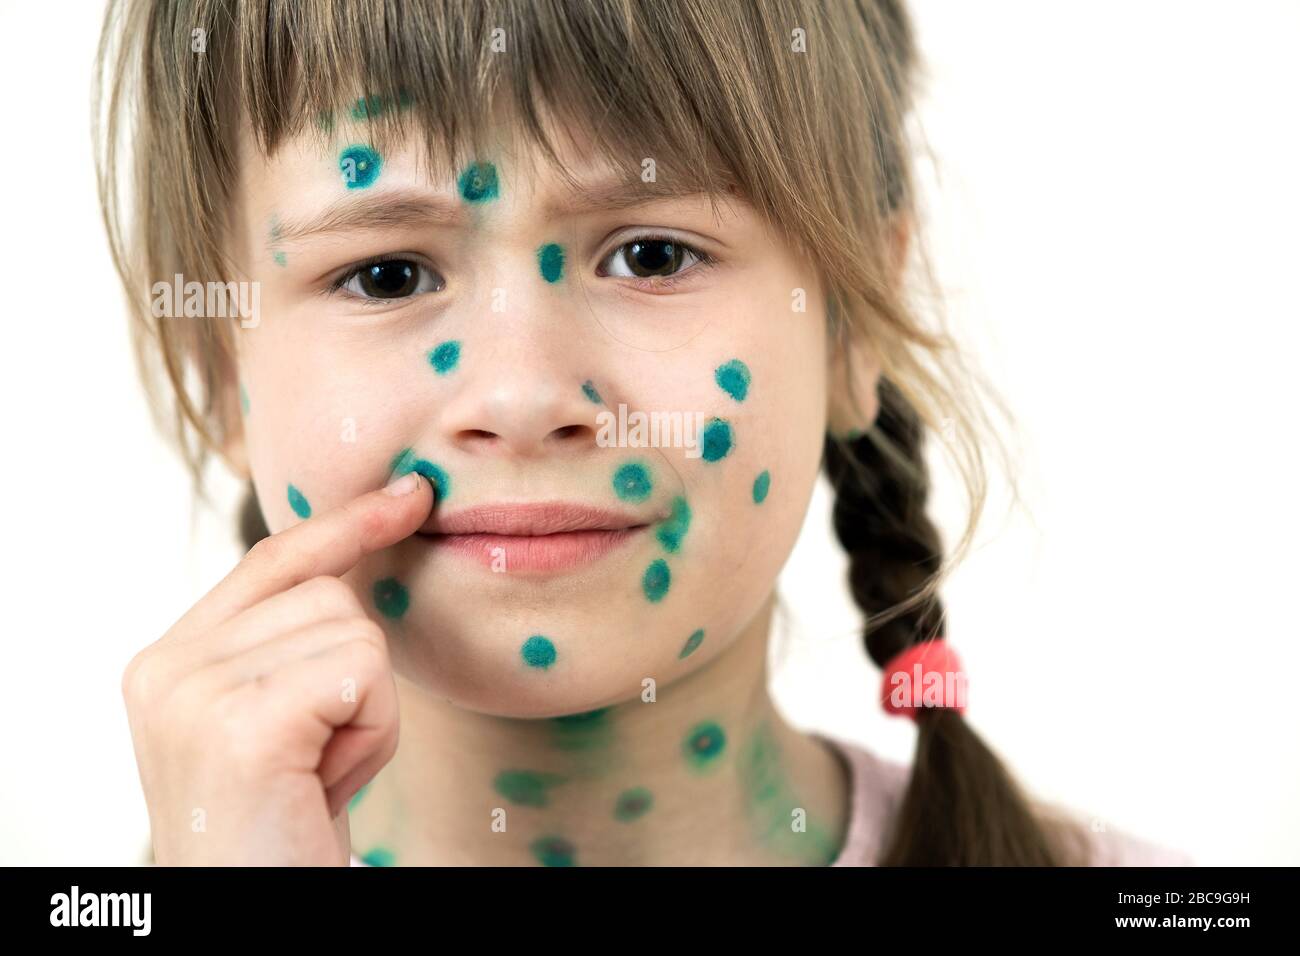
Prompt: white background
<box><xmin>1</xmin><ymin>0</ymin><xmax>1296</xmax><ymax>865</ymax></box>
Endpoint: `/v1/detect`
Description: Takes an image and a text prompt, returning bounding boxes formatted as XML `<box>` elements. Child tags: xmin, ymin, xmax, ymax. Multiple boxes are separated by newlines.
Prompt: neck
<box><xmin>347</xmin><ymin>598</ymin><xmax>852</xmax><ymax>866</ymax></box>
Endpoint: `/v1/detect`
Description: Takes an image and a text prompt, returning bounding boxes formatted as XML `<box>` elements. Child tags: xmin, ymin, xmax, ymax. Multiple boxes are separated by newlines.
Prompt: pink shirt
<box><xmin>350</xmin><ymin>731</ymin><xmax>1193</xmax><ymax>866</ymax></box>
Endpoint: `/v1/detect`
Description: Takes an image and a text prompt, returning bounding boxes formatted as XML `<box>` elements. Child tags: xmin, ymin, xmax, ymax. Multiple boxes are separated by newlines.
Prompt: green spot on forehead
<box><xmin>340</xmin><ymin>144</ymin><xmax>382</xmax><ymax>189</ymax></box>
<box><xmin>458</xmin><ymin>161</ymin><xmax>499</xmax><ymax>202</ymax></box>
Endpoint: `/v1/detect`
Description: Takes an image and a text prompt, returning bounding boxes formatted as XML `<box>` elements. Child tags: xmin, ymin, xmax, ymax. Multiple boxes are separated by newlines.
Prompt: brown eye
<box><xmin>340</xmin><ymin>259</ymin><xmax>444</xmax><ymax>299</ymax></box>
<box><xmin>601</xmin><ymin>235</ymin><xmax>709</xmax><ymax>280</ymax></box>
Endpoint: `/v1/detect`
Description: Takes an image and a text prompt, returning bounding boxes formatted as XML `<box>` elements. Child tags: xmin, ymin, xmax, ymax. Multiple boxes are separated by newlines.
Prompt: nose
<box><xmin>437</xmin><ymin>296</ymin><xmax>601</xmax><ymax>461</ymax></box>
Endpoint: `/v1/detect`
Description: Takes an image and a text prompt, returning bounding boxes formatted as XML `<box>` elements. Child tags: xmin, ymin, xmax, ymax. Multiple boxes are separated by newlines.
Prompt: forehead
<box><xmin>234</xmin><ymin>103</ymin><xmax>746</xmax><ymax>237</ymax></box>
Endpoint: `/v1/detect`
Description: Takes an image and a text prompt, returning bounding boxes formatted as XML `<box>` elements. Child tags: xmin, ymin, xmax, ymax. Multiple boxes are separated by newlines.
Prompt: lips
<box><xmin>418</xmin><ymin>502</ymin><xmax>652</xmax><ymax>573</ymax></box>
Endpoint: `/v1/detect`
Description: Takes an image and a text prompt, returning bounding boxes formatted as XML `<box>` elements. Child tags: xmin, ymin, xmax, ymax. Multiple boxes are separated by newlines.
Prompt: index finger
<box><xmin>178</xmin><ymin>471</ymin><xmax>434</xmax><ymax>635</ymax></box>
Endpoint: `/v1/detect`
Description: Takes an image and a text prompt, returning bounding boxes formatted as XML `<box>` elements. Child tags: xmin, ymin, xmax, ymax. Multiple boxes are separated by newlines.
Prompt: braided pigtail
<box><xmin>825</xmin><ymin>379</ymin><xmax>1081</xmax><ymax>865</ymax></box>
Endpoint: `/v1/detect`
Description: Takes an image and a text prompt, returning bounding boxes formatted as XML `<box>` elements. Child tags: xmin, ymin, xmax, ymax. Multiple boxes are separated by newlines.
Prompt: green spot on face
<box><xmin>390</xmin><ymin>448</ymin><xmax>450</xmax><ymax>500</ymax></box>
<box><xmin>614</xmin><ymin>787</ymin><xmax>654</xmax><ymax>822</ymax></box>
<box><xmin>612</xmin><ymin>461</ymin><xmax>653</xmax><ymax>502</ymax></box>
<box><xmin>679</xmin><ymin>628</ymin><xmax>705</xmax><ymax>659</ymax></box>
<box><xmin>361</xmin><ymin>846</ymin><xmax>396</xmax><ymax>866</ymax></box>
<box><xmin>642</xmin><ymin>559</ymin><xmax>671</xmax><ymax>602</ymax></box>
<box><xmin>683</xmin><ymin>720</ymin><xmax>727</xmax><ymax>769</ymax></box>
<box><xmin>348</xmin><ymin>781</ymin><xmax>370</xmax><ymax>812</ymax></box>
<box><xmin>530</xmin><ymin>835</ymin><xmax>576</xmax><ymax>867</ymax></box>
<box><xmin>272</xmin><ymin>250</ymin><xmax>287</xmax><ymax>267</ymax></box>
<box><xmin>655</xmin><ymin>496</ymin><xmax>691</xmax><ymax>552</ymax></box>
<box><xmin>581</xmin><ymin>380</ymin><xmax>602</xmax><ymax>404</ymax></box>
<box><xmin>428</xmin><ymin>340</ymin><xmax>461</xmax><ymax>375</ymax></box>
<box><xmin>714</xmin><ymin>359</ymin><xmax>751</xmax><ymax>401</ymax></box>
<box><xmin>537</xmin><ymin>243</ymin><xmax>565</xmax><ymax>283</ymax></box>
<box><xmin>494</xmin><ymin>769</ymin><xmax>565</xmax><ymax>807</ymax></box>
<box><xmin>340</xmin><ymin>144</ymin><xmax>382</xmax><ymax>189</ymax></box>
<box><xmin>521</xmin><ymin>635</ymin><xmax>557</xmax><ymax>669</ymax></box>
<box><xmin>458</xmin><ymin>161</ymin><xmax>499</xmax><ymax>202</ymax></box>
<box><xmin>701</xmin><ymin>418</ymin><xmax>733</xmax><ymax>462</ymax></box>
<box><xmin>372</xmin><ymin>577</ymin><xmax>410</xmax><ymax>620</ymax></box>
<box><xmin>238</xmin><ymin>383</ymin><xmax>249</xmax><ymax>416</ymax></box>
<box><xmin>752</xmin><ymin>470</ymin><xmax>771</xmax><ymax>504</ymax></box>
<box><xmin>287</xmin><ymin>484</ymin><xmax>311</xmax><ymax>519</ymax></box>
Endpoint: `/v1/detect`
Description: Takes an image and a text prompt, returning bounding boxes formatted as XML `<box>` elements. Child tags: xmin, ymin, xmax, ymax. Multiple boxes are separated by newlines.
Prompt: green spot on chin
<box><xmin>642</xmin><ymin>559</ymin><xmax>671</xmax><ymax>603</ymax></box>
<box><xmin>679</xmin><ymin>628</ymin><xmax>705</xmax><ymax>659</ymax></box>
<box><xmin>614</xmin><ymin>787</ymin><xmax>654</xmax><ymax>822</ymax></box>
<box><xmin>714</xmin><ymin>359</ymin><xmax>752</xmax><ymax>402</ymax></box>
<box><xmin>612</xmin><ymin>461</ymin><xmax>653</xmax><ymax>502</ymax></box>
<box><xmin>458</xmin><ymin>161</ymin><xmax>499</xmax><ymax>202</ymax></box>
<box><xmin>537</xmin><ymin>242</ymin><xmax>565</xmax><ymax>283</ymax></box>
<box><xmin>683</xmin><ymin>720</ymin><xmax>727</xmax><ymax>769</ymax></box>
<box><xmin>494</xmin><ymin>769</ymin><xmax>565</xmax><ymax>807</ymax></box>
<box><xmin>752</xmin><ymin>470</ymin><xmax>771</xmax><ymax>504</ymax></box>
<box><xmin>521</xmin><ymin>635</ymin><xmax>557</xmax><ymax>669</ymax></box>
<box><xmin>287</xmin><ymin>484</ymin><xmax>311</xmax><ymax>519</ymax></box>
<box><xmin>530</xmin><ymin>835</ymin><xmax>576</xmax><ymax>867</ymax></box>
<box><xmin>361</xmin><ymin>846</ymin><xmax>396</xmax><ymax>866</ymax></box>
<box><xmin>581</xmin><ymin>380</ymin><xmax>603</xmax><ymax>404</ymax></box>
<box><xmin>372</xmin><ymin>577</ymin><xmax>410</xmax><ymax>620</ymax></box>
<box><xmin>701</xmin><ymin>418</ymin><xmax>733</xmax><ymax>462</ymax></box>
<box><xmin>389</xmin><ymin>448</ymin><xmax>450</xmax><ymax>500</ymax></box>
<box><xmin>655</xmin><ymin>496</ymin><xmax>691</xmax><ymax>552</ymax></box>
<box><xmin>340</xmin><ymin>144</ymin><xmax>382</xmax><ymax>189</ymax></box>
<box><xmin>429</xmin><ymin>340</ymin><xmax>461</xmax><ymax>375</ymax></box>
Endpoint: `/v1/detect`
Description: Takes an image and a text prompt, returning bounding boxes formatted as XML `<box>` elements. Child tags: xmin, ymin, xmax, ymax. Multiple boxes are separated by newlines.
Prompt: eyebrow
<box><xmin>275</xmin><ymin>178</ymin><xmax>723</xmax><ymax>245</ymax></box>
<box><xmin>275</xmin><ymin>194</ymin><xmax>466</xmax><ymax>245</ymax></box>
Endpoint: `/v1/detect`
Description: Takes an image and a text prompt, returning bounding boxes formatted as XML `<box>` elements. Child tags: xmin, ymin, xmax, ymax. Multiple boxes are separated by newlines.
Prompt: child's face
<box><xmin>228</xmin><ymin>112</ymin><xmax>829</xmax><ymax>716</ymax></box>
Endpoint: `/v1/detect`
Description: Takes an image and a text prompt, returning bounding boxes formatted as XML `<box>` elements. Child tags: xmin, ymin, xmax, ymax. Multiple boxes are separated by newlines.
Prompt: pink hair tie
<box><xmin>880</xmin><ymin>639</ymin><xmax>968</xmax><ymax>720</ymax></box>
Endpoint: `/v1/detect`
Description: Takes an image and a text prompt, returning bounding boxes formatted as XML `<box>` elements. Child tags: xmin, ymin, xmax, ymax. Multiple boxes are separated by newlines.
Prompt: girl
<box><xmin>97</xmin><ymin>0</ymin><xmax>1189</xmax><ymax>866</ymax></box>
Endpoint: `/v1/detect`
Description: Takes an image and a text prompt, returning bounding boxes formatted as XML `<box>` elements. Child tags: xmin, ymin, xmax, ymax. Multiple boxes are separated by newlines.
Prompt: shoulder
<box><xmin>813</xmin><ymin>732</ymin><xmax>1196</xmax><ymax>867</ymax></box>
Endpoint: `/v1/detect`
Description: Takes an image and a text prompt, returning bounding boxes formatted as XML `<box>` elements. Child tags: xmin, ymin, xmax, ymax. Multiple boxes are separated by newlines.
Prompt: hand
<box><xmin>122</xmin><ymin>471</ymin><xmax>433</xmax><ymax>865</ymax></box>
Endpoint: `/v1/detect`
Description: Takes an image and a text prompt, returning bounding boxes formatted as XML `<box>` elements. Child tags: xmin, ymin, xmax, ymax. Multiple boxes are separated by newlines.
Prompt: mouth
<box><xmin>417</xmin><ymin>502</ymin><xmax>652</xmax><ymax>573</ymax></box>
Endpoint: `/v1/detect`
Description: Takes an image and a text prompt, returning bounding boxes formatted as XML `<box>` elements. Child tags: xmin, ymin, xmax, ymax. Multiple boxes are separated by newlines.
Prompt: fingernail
<box><xmin>384</xmin><ymin>472</ymin><xmax>420</xmax><ymax>496</ymax></box>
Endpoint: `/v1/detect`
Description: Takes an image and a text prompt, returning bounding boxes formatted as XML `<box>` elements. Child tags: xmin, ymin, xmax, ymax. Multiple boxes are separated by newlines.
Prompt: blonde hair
<box><xmin>96</xmin><ymin>0</ymin><xmax>1085</xmax><ymax>864</ymax></box>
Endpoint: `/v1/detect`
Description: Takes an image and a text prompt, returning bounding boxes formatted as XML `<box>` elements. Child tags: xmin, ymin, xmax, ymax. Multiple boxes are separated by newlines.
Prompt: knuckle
<box><xmin>244</xmin><ymin>533</ymin><xmax>287</xmax><ymax>571</ymax></box>
<box><xmin>304</xmin><ymin>575</ymin><xmax>361</xmax><ymax>615</ymax></box>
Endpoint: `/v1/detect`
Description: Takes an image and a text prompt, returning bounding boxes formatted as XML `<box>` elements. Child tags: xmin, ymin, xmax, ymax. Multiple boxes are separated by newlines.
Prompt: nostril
<box><xmin>550</xmin><ymin>424</ymin><xmax>589</xmax><ymax>441</ymax></box>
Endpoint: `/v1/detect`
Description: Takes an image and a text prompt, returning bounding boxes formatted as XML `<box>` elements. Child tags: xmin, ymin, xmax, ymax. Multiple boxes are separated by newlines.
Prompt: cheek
<box><xmin>238</xmin><ymin>330</ymin><xmax>430</xmax><ymax>534</ymax></box>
